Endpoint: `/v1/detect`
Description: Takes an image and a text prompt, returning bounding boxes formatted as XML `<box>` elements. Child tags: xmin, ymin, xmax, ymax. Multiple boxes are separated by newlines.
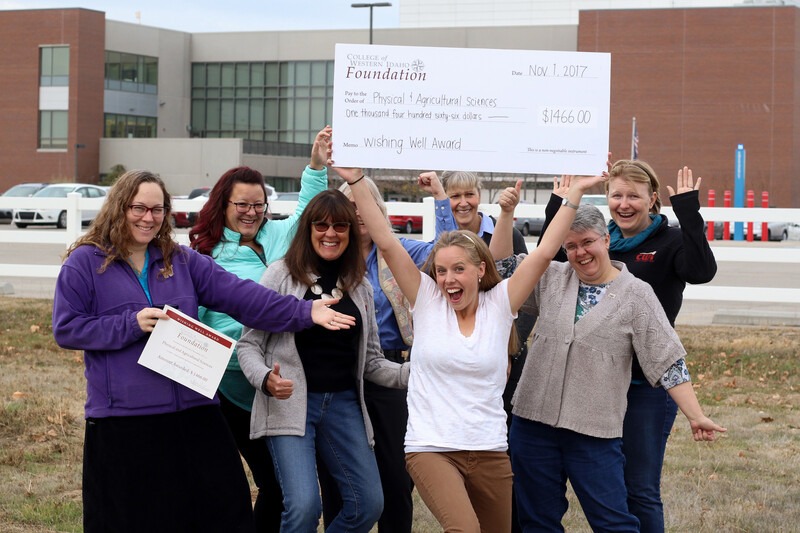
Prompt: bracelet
<box><xmin>349</xmin><ymin>175</ymin><xmax>365</xmax><ymax>186</ymax></box>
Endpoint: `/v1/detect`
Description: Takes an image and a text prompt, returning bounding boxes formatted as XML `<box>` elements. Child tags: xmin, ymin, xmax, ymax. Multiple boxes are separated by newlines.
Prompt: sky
<box><xmin>0</xmin><ymin>0</ymin><xmax>401</xmax><ymax>32</ymax></box>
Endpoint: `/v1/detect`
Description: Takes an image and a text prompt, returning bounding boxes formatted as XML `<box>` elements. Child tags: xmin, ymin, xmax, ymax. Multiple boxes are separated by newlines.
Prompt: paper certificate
<box><xmin>138</xmin><ymin>305</ymin><xmax>234</xmax><ymax>399</ymax></box>
<box><xmin>332</xmin><ymin>43</ymin><xmax>611</xmax><ymax>176</ymax></box>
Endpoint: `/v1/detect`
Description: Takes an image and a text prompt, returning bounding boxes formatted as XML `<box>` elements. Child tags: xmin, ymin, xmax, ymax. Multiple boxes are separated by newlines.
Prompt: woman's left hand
<box><xmin>310</xmin><ymin>298</ymin><xmax>357</xmax><ymax>330</ymax></box>
<box><xmin>690</xmin><ymin>416</ymin><xmax>727</xmax><ymax>442</ymax></box>
<box><xmin>667</xmin><ymin>166</ymin><xmax>702</xmax><ymax>197</ymax></box>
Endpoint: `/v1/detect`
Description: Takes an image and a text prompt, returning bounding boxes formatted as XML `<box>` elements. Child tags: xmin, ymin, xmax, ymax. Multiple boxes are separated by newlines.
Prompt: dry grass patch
<box><xmin>1</xmin><ymin>299</ymin><xmax>798</xmax><ymax>532</ymax></box>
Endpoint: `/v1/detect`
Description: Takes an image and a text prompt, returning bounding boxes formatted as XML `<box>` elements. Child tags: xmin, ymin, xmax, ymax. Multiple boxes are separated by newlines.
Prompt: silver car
<box><xmin>13</xmin><ymin>183</ymin><xmax>107</xmax><ymax>228</ymax></box>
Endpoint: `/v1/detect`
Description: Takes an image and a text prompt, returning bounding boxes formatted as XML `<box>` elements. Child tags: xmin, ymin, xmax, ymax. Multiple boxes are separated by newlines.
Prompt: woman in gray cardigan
<box><xmin>490</xmin><ymin>199</ymin><xmax>725</xmax><ymax>532</ymax></box>
<box><xmin>237</xmin><ymin>190</ymin><xmax>409</xmax><ymax>533</ymax></box>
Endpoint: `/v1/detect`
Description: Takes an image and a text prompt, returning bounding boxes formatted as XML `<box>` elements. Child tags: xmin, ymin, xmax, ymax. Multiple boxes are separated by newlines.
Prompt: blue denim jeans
<box><xmin>510</xmin><ymin>416</ymin><xmax>639</xmax><ymax>532</ymax></box>
<box><xmin>267</xmin><ymin>388</ymin><xmax>383</xmax><ymax>533</ymax></box>
<box><xmin>622</xmin><ymin>383</ymin><xmax>678</xmax><ymax>533</ymax></box>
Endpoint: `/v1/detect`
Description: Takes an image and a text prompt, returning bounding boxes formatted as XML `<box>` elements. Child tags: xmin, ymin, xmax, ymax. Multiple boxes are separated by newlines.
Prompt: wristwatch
<box><xmin>561</xmin><ymin>197</ymin><xmax>579</xmax><ymax>210</ymax></box>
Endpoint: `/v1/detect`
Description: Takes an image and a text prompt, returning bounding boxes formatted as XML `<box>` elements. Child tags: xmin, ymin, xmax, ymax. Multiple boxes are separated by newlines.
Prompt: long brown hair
<box><xmin>422</xmin><ymin>230</ymin><xmax>519</xmax><ymax>354</ymax></box>
<box><xmin>190</xmin><ymin>166</ymin><xmax>269</xmax><ymax>255</ymax></box>
<box><xmin>283</xmin><ymin>190</ymin><xmax>365</xmax><ymax>290</ymax></box>
<box><xmin>66</xmin><ymin>170</ymin><xmax>178</xmax><ymax>277</ymax></box>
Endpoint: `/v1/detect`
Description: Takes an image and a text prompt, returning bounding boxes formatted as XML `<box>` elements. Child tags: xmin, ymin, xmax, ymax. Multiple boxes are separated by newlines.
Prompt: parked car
<box><xmin>270</xmin><ymin>191</ymin><xmax>299</xmax><ymax>221</ymax></box>
<box><xmin>513</xmin><ymin>215</ymin><xmax>544</xmax><ymax>237</ymax></box>
<box><xmin>0</xmin><ymin>182</ymin><xmax>48</xmax><ymax>222</ymax></box>
<box><xmin>12</xmin><ymin>183</ymin><xmax>106</xmax><ymax>228</ymax></box>
<box><xmin>581</xmin><ymin>194</ymin><xmax>608</xmax><ymax>206</ymax></box>
<box><xmin>712</xmin><ymin>220</ymin><xmax>798</xmax><ymax>241</ymax></box>
<box><xmin>171</xmin><ymin>187</ymin><xmax>211</xmax><ymax>228</ymax></box>
<box><xmin>389</xmin><ymin>214</ymin><xmax>423</xmax><ymax>234</ymax></box>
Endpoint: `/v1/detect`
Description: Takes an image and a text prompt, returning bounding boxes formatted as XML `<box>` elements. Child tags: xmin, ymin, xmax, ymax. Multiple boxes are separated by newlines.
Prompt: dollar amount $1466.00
<box><xmin>540</xmin><ymin>108</ymin><xmax>592</xmax><ymax>126</ymax></box>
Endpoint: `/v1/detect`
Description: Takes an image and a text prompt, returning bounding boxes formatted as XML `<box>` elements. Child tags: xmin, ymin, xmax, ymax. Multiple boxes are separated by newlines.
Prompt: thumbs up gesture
<box><xmin>498</xmin><ymin>179</ymin><xmax>523</xmax><ymax>213</ymax></box>
<box><xmin>265</xmin><ymin>362</ymin><xmax>294</xmax><ymax>400</ymax></box>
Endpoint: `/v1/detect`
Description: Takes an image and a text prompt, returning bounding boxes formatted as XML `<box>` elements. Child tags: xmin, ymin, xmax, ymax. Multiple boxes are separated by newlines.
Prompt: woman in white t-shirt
<box><xmin>338</xmin><ymin>164</ymin><xmax>606</xmax><ymax>532</ymax></box>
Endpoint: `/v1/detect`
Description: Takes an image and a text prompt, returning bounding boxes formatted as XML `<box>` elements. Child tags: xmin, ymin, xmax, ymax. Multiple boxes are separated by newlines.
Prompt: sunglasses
<box><xmin>312</xmin><ymin>221</ymin><xmax>351</xmax><ymax>233</ymax></box>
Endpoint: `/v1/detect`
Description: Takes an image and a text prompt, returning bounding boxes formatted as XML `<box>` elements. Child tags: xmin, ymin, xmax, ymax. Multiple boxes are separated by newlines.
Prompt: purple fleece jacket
<box><xmin>53</xmin><ymin>243</ymin><xmax>313</xmax><ymax>418</ymax></box>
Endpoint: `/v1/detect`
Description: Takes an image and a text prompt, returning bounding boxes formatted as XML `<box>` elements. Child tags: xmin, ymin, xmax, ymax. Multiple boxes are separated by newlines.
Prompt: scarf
<box><xmin>607</xmin><ymin>214</ymin><xmax>661</xmax><ymax>252</ymax></box>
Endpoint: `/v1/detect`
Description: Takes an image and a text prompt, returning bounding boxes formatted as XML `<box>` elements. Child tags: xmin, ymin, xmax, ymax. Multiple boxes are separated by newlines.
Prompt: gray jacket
<box><xmin>514</xmin><ymin>261</ymin><xmax>685</xmax><ymax>439</ymax></box>
<box><xmin>237</xmin><ymin>259</ymin><xmax>410</xmax><ymax>444</ymax></box>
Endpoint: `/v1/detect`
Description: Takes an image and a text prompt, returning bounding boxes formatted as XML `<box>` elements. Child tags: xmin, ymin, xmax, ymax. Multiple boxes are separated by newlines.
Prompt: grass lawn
<box><xmin>0</xmin><ymin>297</ymin><xmax>797</xmax><ymax>532</ymax></box>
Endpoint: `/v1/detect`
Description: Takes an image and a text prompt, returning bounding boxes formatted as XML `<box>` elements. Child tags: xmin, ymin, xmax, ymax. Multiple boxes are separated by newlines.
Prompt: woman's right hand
<box><xmin>552</xmin><ymin>175</ymin><xmax>574</xmax><ymax>198</ymax></box>
<box><xmin>265</xmin><ymin>362</ymin><xmax>294</xmax><ymax>399</ymax></box>
<box><xmin>136</xmin><ymin>307</ymin><xmax>168</xmax><ymax>333</ymax></box>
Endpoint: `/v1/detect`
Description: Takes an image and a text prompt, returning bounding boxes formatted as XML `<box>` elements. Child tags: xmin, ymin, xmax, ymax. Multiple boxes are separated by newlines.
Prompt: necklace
<box><xmin>310</xmin><ymin>276</ymin><xmax>344</xmax><ymax>301</ymax></box>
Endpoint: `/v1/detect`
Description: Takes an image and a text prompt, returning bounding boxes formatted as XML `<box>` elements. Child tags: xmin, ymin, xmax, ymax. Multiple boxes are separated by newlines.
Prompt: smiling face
<box><xmin>126</xmin><ymin>182</ymin><xmax>165</xmax><ymax>252</ymax></box>
<box><xmin>607</xmin><ymin>177</ymin><xmax>657</xmax><ymax>238</ymax></box>
<box><xmin>225</xmin><ymin>182</ymin><xmax>267</xmax><ymax>242</ymax></box>
<box><xmin>311</xmin><ymin>217</ymin><xmax>351</xmax><ymax>261</ymax></box>
<box><xmin>563</xmin><ymin>229</ymin><xmax>612</xmax><ymax>284</ymax></box>
<box><xmin>447</xmin><ymin>186</ymin><xmax>481</xmax><ymax>233</ymax></box>
<box><xmin>434</xmin><ymin>245</ymin><xmax>485</xmax><ymax>314</ymax></box>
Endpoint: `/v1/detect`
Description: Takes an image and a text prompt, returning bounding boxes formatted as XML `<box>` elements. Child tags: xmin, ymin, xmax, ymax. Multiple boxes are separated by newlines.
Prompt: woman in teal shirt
<box><xmin>189</xmin><ymin>127</ymin><xmax>331</xmax><ymax>531</ymax></box>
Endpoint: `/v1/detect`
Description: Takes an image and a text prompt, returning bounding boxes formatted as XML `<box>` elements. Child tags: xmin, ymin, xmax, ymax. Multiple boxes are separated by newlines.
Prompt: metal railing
<box><xmin>1</xmin><ymin>193</ymin><xmax>799</xmax><ymax>304</ymax></box>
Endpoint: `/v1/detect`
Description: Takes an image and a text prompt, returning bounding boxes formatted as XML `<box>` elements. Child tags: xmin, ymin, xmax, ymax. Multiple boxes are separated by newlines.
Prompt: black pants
<box><xmin>320</xmin><ymin>349</ymin><xmax>414</xmax><ymax>533</ymax></box>
<box><xmin>219</xmin><ymin>392</ymin><xmax>283</xmax><ymax>532</ymax></box>
<box><xmin>83</xmin><ymin>405</ymin><xmax>255</xmax><ymax>533</ymax></box>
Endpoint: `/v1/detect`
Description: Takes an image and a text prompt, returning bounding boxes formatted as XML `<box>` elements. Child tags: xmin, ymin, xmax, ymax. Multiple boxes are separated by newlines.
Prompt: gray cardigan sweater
<box><xmin>237</xmin><ymin>259</ymin><xmax>410</xmax><ymax>444</ymax></box>
<box><xmin>514</xmin><ymin>260</ymin><xmax>685</xmax><ymax>439</ymax></box>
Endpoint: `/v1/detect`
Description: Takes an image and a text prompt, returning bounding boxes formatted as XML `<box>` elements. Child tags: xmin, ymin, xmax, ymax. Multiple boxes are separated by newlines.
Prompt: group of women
<box><xmin>53</xmin><ymin>122</ymin><xmax>725</xmax><ymax>533</ymax></box>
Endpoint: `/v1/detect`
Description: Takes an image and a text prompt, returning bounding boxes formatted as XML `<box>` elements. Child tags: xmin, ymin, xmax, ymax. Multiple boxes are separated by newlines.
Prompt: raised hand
<box><xmin>552</xmin><ymin>175</ymin><xmax>574</xmax><ymax>198</ymax></box>
<box><xmin>311</xmin><ymin>298</ymin><xmax>357</xmax><ymax>330</ymax></box>
<box><xmin>667</xmin><ymin>166</ymin><xmax>702</xmax><ymax>197</ymax></box>
<box><xmin>498</xmin><ymin>180</ymin><xmax>522</xmax><ymax>214</ymax></box>
<box><xmin>310</xmin><ymin>125</ymin><xmax>332</xmax><ymax>170</ymax></box>
<box><xmin>265</xmin><ymin>362</ymin><xmax>294</xmax><ymax>399</ymax></box>
<box><xmin>333</xmin><ymin>166</ymin><xmax>364</xmax><ymax>184</ymax></box>
<box><xmin>418</xmin><ymin>171</ymin><xmax>447</xmax><ymax>200</ymax></box>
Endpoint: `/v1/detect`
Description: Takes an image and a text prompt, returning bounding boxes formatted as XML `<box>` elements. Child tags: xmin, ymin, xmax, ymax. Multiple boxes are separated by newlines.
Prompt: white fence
<box><xmin>1</xmin><ymin>194</ymin><xmax>799</xmax><ymax>304</ymax></box>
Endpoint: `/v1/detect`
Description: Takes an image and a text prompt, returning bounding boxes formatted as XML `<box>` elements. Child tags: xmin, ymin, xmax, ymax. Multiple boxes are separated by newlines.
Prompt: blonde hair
<box><xmin>606</xmin><ymin>159</ymin><xmax>661</xmax><ymax>214</ymax></box>
<box><xmin>441</xmin><ymin>170</ymin><xmax>481</xmax><ymax>194</ymax></box>
<box><xmin>338</xmin><ymin>177</ymin><xmax>393</xmax><ymax>230</ymax></box>
<box><xmin>422</xmin><ymin>230</ymin><xmax>519</xmax><ymax>355</ymax></box>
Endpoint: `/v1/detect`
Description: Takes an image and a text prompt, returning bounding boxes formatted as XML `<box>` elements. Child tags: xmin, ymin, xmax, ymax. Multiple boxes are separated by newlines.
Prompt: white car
<box><xmin>13</xmin><ymin>183</ymin><xmax>107</xmax><ymax>228</ymax></box>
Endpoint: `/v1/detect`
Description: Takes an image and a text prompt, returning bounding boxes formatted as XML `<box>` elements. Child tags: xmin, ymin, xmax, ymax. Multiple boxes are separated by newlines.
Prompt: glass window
<box><xmin>221</xmin><ymin>63</ymin><xmax>235</xmax><ymax>87</ymax></box>
<box><xmin>311</xmin><ymin>61</ymin><xmax>327</xmax><ymax>86</ymax></box>
<box><xmin>192</xmin><ymin>64</ymin><xmax>206</xmax><ymax>87</ymax></box>
<box><xmin>236</xmin><ymin>63</ymin><xmax>249</xmax><ymax>86</ymax></box>
<box><xmin>266</xmin><ymin>63</ymin><xmax>280</xmax><ymax>86</ymax></box>
<box><xmin>40</xmin><ymin>46</ymin><xmax>69</xmax><ymax>86</ymax></box>
<box><xmin>295</xmin><ymin>62</ymin><xmax>311</xmax><ymax>86</ymax></box>
<box><xmin>251</xmin><ymin>63</ymin><xmax>265</xmax><ymax>86</ymax></box>
<box><xmin>220</xmin><ymin>100</ymin><xmax>234</xmax><ymax>130</ymax></box>
<box><xmin>207</xmin><ymin>63</ymin><xmax>221</xmax><ymax>87</ymax></box>
<box><xmin>39</xmin><ymin>110</ymin><xmax>68</xmax><ymax>148</ymax></box>
<box><xmin>235</xmin><ymin>100</ymin><xmax>249</xmax><ymax>130</ymax></box>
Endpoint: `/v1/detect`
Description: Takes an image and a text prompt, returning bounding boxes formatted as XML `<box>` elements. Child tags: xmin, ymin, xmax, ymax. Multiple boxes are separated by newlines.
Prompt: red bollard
<box><xmin>746</xmin><ymin>190</ymin><xmax>754</xmax><ymax>242</ymax></box>
<box><xmin>723</xmin><ymin>190</ymin><xmax>731</xmax><ymax>240</ymax></box>
<box><xmin>707</xmin><ymin>189</ymin><xmax>716</xmax><ymax>241</ymax></box>
<box><xmin>761</xmin><ymin>191</ymin><xmax>769</xmax><ymax>241</ymax></box>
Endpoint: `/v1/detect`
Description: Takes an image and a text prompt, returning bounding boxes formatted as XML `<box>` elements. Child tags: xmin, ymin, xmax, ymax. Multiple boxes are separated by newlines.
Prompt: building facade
<box><xmin>0</xmin><ymin>5</ymin><xmax>798</xmax><ymax>205</ymax></box>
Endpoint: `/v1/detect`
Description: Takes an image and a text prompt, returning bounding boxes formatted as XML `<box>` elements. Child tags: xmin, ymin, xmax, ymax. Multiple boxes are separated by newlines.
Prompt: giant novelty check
<box><xmin>138</xmin><ymin>305</ymin><xmax>234</xmax><ymax>399</ymax></box>
<box><xmin>332</xmin><ymin>44</ymin><xmax>610</xmax><ymax>176</ymax></box>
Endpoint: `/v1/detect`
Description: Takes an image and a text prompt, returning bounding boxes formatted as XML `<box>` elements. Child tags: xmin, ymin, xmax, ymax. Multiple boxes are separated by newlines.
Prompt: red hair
<box><xmin>189</xmin><ymin>166</ymin><xmax>269</xmax><ymax>255</ymax></box>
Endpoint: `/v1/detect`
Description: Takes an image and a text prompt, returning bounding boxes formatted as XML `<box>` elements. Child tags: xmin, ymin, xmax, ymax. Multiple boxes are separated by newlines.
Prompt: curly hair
<box><xmin>283</xmin><ymin>190</ymin><xmax>365</xmax><ymax>291</ymax></box>
<box><xmin>66</xmin><ymin>170</ymin><xmax>178</xmax><ymax>277</ymax></box>
<box><xmin>421</xmin><ymin>229</ymin><xmax>518</xmax><ymax>354</ymax></box>
<box><xmin>606</xmin><ymin>159</ymin><xmax>662</xmax><ymax>214</ymax></box>
<box><xmin>189</xmin><ymin>166</ymin><xmax>269</xmax><ymax>255</ymax></box>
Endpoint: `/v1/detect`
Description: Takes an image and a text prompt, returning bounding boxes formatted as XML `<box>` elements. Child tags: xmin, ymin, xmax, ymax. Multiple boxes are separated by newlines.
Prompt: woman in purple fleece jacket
<box><xmin>52</xmin><ymin>170</ymin><xmax>353</xmax><ymax>533</ymax></box>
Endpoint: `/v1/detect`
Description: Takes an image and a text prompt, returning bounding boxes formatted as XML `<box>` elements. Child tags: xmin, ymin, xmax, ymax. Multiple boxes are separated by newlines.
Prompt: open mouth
<box><xmin>446</xmin><ymin>287</ymin><xmax>463</xmax><ymax>303</ymax></box>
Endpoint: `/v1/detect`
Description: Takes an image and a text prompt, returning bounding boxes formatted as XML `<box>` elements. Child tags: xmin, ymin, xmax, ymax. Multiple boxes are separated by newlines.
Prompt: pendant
<box><xmin>321</xmin><ymin>293</ymin><xmax>335</xmax><ymax>301</ymax></box>
<box><xmin>331</xmin><ymin>287</ymin><xmax>343</xmax><ymax>299</ymax></box>
<box><xmin>310</xmin><ymin>284</ymin><xmax>323</xmax><ymax>295</ymax></box>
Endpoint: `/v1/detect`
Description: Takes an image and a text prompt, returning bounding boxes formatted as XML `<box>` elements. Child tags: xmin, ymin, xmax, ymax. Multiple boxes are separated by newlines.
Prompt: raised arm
<box><xmin>419</xmin><ymin>171</ymin><xmax>458</xmax><ymax>237</ymax></box>
<box><xmin>488</xmin><ymin>180</ymin><xmax>521</xmax><ymax>260</ymax></box>
<box><xmin>506</xmin><ymin>174</ymin><xmax>607</xmax><ymax>313</ymax></box>
<box><xmin>668</xmin><ymin>166</ymin><xmax>717</xmax><ymax>284</ymax></box>
<box><xmin>335</xmin><ymin>167</ymin><xmax>422</xmax><ymax>306</ymax></box>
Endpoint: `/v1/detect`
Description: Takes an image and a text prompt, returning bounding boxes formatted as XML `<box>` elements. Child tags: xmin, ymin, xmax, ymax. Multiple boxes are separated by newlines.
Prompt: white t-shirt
<box><xmin>405</xmin><ymin>275</ymin><xmax>515</xmax><ymax>452</ymax></box>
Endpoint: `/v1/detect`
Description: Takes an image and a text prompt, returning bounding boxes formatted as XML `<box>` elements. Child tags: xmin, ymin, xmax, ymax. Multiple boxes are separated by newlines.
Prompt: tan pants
<box><xmin>406</xmin><ymin>450</ymin><xmax>513</xmax><ymax>533</ymax></box>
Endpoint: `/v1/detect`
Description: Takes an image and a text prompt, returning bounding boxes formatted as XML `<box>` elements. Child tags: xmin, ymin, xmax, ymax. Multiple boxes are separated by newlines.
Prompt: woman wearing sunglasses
<box><xmin>237</xmin><ymin>189</ymin><xmax>409</xmax><ymax>533</ymax></box>
<box><xmin>189</xmin><ymin>128</ymin><xmax>331</xmax><ymax>531</ymax></box>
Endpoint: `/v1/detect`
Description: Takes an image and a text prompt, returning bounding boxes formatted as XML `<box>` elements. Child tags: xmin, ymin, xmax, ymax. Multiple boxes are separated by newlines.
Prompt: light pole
<box><xmin>74</xmin><ymin>143</ymin><xmax>86</xmax><ymax>182</ymax></box>
<box><xmin>351</xmin><ymin>2</ymin><xmax>391</xmax><ymax>45</ymax></box>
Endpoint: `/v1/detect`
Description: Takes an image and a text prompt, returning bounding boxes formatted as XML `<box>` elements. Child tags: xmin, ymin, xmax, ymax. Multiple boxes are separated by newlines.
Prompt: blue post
<box><xmin>733</xmin><ymin>144</ymin><xmax>746</xmax><ymax>241</ymax></box>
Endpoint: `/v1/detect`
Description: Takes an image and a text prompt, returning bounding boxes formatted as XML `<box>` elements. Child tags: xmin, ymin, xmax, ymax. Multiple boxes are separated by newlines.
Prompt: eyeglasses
<box><xmin>229</xmin><ymin>201</ymin><xmax>266</xmax><ymax>214</ymax></box>
<box><xmin>312</xmin><ymin>221</ymin><xmax>351</xmax><ymax>233</ymax></box>
<box><xmin>563</xmin><ymin>237</ymin><xmax>601</xmax><ymax>254</ymax></box>
<box><xmin>128</xmin><ymin>204</ymin><xmax>166</xmax><ymax>217</ymax></box>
